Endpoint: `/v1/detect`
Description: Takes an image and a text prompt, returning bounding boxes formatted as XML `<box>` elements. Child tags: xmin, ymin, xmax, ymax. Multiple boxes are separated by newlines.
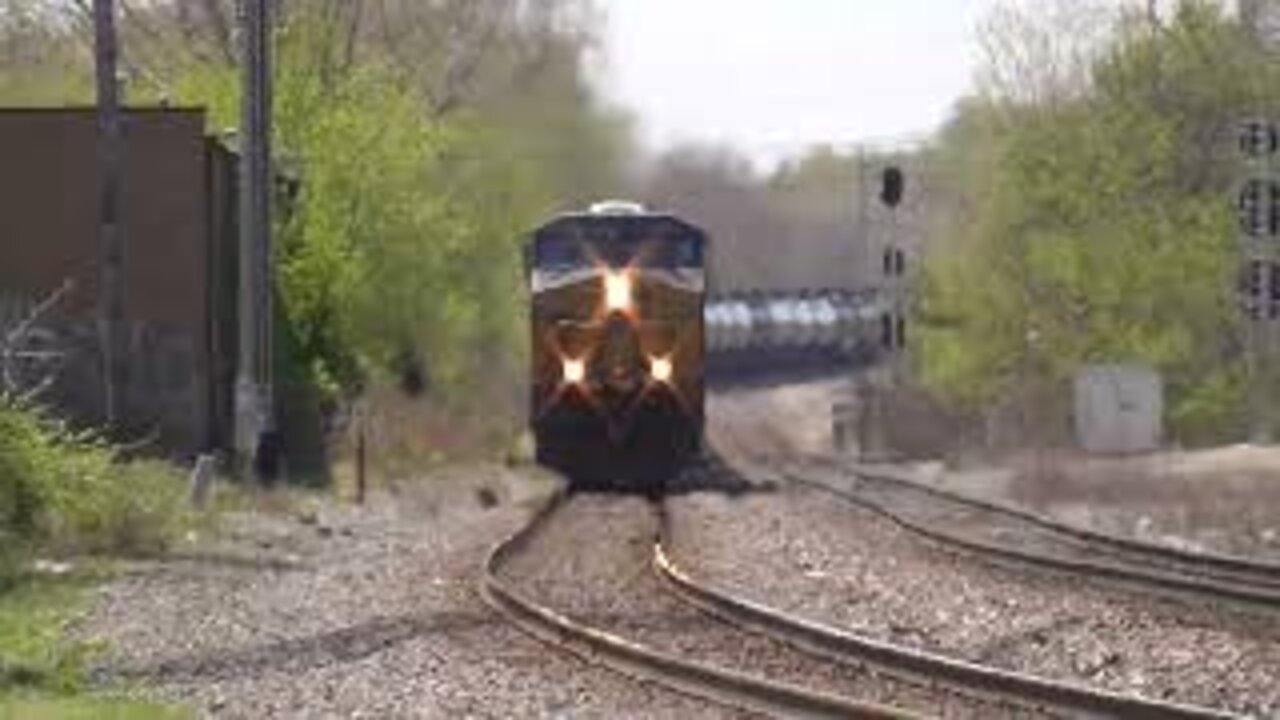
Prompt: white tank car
<box><xmin>747</xmin><ymin>297</ymin><xmax>772</xmax><ymax>350</ymax></box>
<box><xmin>812</xmin><ymin>295</ymin><xmax>840</xmax><ymax>349</ymax></box>
<box><xmin>767</xmin><ymin>298</ymin><xmax>797</xmax><ymax>347</ymax></box>
<box><xmin>729</xmin><ymin>301</ymin><xmax>753</xmax><ymax>350</ymax></box>
<box><xmin>793</xmin><ymin>297</ymin><xmax>818</xmax><ymax>347</ymax></box>
<box><xmin>704</xmin><ymin>303</ymin><xmax>726</xmax><ymax>352</ymax></box>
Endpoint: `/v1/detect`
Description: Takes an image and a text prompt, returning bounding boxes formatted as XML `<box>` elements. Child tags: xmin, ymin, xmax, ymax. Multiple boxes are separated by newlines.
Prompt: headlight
<box><xmin>650</xmin><ymin>356</ymin><xmax>673</xmax><ymax>384</ymax></box>
<box><xmin>562</xmin><ymin>358</ymin><xmax>586</xmax><ymax>385</ymax></box>
<box><xmin>604</xmin><ymin>271</ymin><xmax>632</xmax><ymax>313</ymax></box>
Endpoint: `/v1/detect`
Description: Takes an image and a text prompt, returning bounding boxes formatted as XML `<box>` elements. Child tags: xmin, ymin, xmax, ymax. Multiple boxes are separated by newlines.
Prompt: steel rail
<box><xmin>786</xmin><ymin>465</ymin><xmax>1280</xmax><ymax>613</ymax></box>
<box><xmin>653</xmin><ymin>507</ymin><xmax>1236</xmax><ymax>720</ymax></box>
<box><xmin>840</xmin><ymin>460</ymin><xmax>1280</xmax><ymax>585</ymax></box>
<box><xmin>479</xmin><ymin>490</ymin><xmax>913</xmax><ymax>719</ymax></box>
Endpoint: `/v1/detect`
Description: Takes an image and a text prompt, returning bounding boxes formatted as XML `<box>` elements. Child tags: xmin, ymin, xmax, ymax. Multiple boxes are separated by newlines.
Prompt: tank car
<box><xmin>526</xmin><ymin>201</ymin><xmax>708</xmax><ymax>492</ymax></box>
<box><xmin>812</xmin><ymin>294</ymin><xmax>840</xmax><ymax>354</ymax></box>
<box><xmin>727</xmin><ymin>299</ymin><xmax>754</xmax><ymax>351</ymax></box>
<box><xmin>704</xmin><ymin>302</ymin><xmax>729</xmax><ymax>354</ymax></box>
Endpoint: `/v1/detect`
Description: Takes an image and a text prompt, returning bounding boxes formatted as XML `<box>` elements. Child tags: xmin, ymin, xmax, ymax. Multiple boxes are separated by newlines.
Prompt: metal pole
<box><xmin>94</xmin><ymin>0</ymin><xmax>125</xmax><ymax>431</ymax></box>
<box><xmin>235</xmin><ymin>0</ymin><xmax>276</xmax><ymax>478</ymax></box>
<box><xmin>855</xmin><ymin>149</ymin><xmax>868</xmax><ymax>289</ymax></box>
<box><xmin>255</xmin><ymin>0</ymin><xmax>275</xmax><ymax>457</ymax></box>
<box><xmin>356</xmin><ymin>411</ymin><xmax>367</xmax><ymax>505</ymax></box>
<box><xmin>1248</xmin><ymin>271</ymin><xmax>1272</xmax><ymax>444</ymax></box>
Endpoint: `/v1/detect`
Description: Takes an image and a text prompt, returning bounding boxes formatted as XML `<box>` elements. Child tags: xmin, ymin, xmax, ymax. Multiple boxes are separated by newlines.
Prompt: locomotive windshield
<box><xmin>534</xmin><ymin>217</ymin><xmax>705</xmax><ymax>271</ymax></box>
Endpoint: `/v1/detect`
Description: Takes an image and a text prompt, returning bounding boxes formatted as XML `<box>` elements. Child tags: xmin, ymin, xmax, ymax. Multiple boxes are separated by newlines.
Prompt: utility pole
<box><xmin>94</xmin><ymin>0</ymin><xmax>125</xmax><ymax>431</ymax></box>
<box><xmin>235</xmin><ymin>0</ymin><xmax>277</xmax><ymax>479</ymax></box>
<box><xmin>854</xmin><ymin>149</ymin><xmax>869</xmax><ymax>290</ymax></box>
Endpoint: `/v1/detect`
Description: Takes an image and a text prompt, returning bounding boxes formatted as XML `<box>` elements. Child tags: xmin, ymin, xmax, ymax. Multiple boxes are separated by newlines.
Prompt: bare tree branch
<box><xmin>977</xmin><ymin>0</ymin><xmax>1117</xmax><ymax>108</ymax></box>
<box><xmin>3</xmin><ymin>280</ymin><xmax>74</xmax><ymax>350</ymax></box>
<box><xmin>1</xmin><ymin>279</ymin><xmax>74</xmax><ymax>398</ymax></box>
<box><xmin>341</xmin><ymin>0</ymin><xmax>363</xmax><ymax>71</ymax></box>
<box><xmin>429</xmin><ymin>1</ymin><xmax>510</xmax><ymax>117</ymax></box>
<box><xmin>120</xmin><ymin>0</ymin><xmax>217</xmax><ymax>72</ymax></box>
<box><xmin>193</xmin><ymin>0</ymin><xmax>236</xmax><ymax>66</ymax></box>
<box><xmin>61</xmin><ymin>0</ymin><xmax>168</xmax><ymax>93</ymax></box>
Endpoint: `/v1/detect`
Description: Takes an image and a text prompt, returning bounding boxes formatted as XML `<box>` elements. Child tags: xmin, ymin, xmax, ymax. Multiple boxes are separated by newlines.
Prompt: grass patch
<box><xmin>0</xmin><ymin>698</ymin><xmax>186</xmax><ymax>720</ymax></box>
<box><xmin>0</xmin><ymin>397</ymin><xmax>208</xmax><ymax>718</ymax></box>
<box><xmin>0</xmin><ymin>573</ymin><xmax>92</xmax><ymax>693</ymax></box>
<box><xmin>0</xmin><ymin>571</ymin><xmax>188</xmax><ymax>719</ymax></box>
<box><xmin>1</xmin><ymin>399</ymin><xmax>198</xmax><ymax>585</ymax></box>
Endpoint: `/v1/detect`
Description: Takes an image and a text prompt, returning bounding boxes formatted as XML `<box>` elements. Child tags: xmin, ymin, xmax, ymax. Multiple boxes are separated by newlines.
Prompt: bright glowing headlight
<box><xmin>563</xmin><ymin>358</ymin><xmax>586</xmax><ymax>385</ymax></box>
<box><xmin>650</xmin><ymin>356</ymin><xmax>674</xmax><ymax>384</ymax></box>
<box><xmin>604</xmin><ymin>272</ymin><xmax>632</xmax><ymax>313</ymax></box>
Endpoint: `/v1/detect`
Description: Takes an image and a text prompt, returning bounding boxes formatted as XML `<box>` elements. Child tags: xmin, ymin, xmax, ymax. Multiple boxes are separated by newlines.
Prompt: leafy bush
<box><xmin>0</xmin><ymin>399</ymin><xmax>193</xmax><ymax>712</ymax></box>
<box><xmin>0</xmin><ymin>400</ymin><xmax>64</xmax><ymax>542</ymax></box>
<box><xmin>0</xmin><ymin>398</ymin><xmax>192</xmax><ymax>563</ymax></box>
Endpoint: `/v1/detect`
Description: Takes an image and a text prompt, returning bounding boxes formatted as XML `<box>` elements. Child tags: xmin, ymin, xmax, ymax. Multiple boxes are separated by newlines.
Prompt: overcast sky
<box><xmin>596</xmin><ymin>0</ymin><xmax>1146</xmax><ymax>168</ymax></box>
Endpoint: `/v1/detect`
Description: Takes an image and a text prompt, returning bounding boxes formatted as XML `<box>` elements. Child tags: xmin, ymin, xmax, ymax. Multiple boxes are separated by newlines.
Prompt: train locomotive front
<box><xmin>527</xmin><ymin>202</ymin><xmax>707</xmax><ymax>492</ymax></box>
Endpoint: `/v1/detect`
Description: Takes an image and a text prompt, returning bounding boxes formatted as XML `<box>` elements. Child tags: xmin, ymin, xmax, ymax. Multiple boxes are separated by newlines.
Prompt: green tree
<box><xmin>919</xmin><ymin>0</ymin><xmax>1280</xmax><ymax>444</ymax></box>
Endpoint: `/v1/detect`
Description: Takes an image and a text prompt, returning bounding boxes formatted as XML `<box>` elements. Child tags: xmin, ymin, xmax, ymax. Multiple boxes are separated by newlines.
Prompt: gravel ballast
<box><xmin>708</xmin><ymin>380</ymin><xmax>1280</xmax><ymax>562</ymax></box>
<box><xmin>73</xmin><ymin>473</ymin><xmax>726</xmax><ymax>718</ymax></box>
<box><xmin>499</xmin><ymin>493</ymin><xmax>1037</xmax><ymax>718</ymax></box>
<box><xmin>668</xmin><ymin>487</ymin><xmax>1280</xmax><ymax>717</ymax></box>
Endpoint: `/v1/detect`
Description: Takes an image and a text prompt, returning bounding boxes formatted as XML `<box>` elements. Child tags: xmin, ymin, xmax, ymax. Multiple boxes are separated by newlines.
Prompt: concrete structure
<box><xmin>0</xmin><ymin>108</ymin><xmax>239</xmax><ymax>456</ymax></box>
<box><xmin>1074</xmin><ymin>364</ymin><xmax>1163</xmax><ymax>455</ymax></box>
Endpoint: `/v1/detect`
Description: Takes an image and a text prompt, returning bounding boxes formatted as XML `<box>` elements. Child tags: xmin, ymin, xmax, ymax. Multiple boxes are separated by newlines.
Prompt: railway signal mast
<box><xmin>880</xmin><ymin>166</ymin><xmax>907</xmax><ymax>356</ymax></box>
<box><xmin>846</xmin><ymin>166</ymin><xmax>909</xmax><ymax>461</ymax></box>
<box><xmin>1237</xmin><ymin>118</ymin><xmax>1280</xmax><ymax>443</ymax></box>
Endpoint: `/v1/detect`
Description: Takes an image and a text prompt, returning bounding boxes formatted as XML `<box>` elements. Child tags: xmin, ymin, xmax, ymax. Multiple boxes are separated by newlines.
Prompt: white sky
<box><xmin>596</xmin><ymin>0</ymin><xmax>1147</xmax><ymax>168</ymax></box>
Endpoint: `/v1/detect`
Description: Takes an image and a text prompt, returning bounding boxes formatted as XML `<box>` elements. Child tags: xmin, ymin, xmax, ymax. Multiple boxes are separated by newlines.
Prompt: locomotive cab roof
<box><xmin>527</xmin><ymin>199</ymin><xmax>711</xmax><ymax>270</ymax></box>
<box><xmin>529</xmin><ymin>202</ymin><xmax>710</xmax><ymax>241</ymax></box>
<box><xmin>588</xmin><ymin>199</ymin><xmax>646</xmax><ymax>215</ymax></box>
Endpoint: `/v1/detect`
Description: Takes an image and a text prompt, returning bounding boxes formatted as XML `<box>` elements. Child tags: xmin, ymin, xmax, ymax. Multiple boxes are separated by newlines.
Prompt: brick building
<box><xmin>0</xmin><ymin>107</ymin><xmax>239</xmax><ymax>456</ymax></box>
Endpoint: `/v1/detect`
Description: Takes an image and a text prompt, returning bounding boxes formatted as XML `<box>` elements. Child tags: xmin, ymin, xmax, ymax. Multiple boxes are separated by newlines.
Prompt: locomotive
<box><xmin>526</xmin><ymin>201</ymin><xmax>708</xmax><ymax>492</ymax></box>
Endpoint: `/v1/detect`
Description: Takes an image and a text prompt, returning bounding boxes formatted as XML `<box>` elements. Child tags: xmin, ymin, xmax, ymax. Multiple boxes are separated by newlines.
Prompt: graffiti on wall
<box><xmin>0</xmin><ymin>281</ymin><xmax>203</xmax><ymax>450</ymax></box>
<box><xmin>0</xmin><ymin>281</ymin><xmax>74</xmax><ymax>398</ymax></box>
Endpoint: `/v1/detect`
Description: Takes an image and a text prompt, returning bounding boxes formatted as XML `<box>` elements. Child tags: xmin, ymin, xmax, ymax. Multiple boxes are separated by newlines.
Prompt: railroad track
<box><xmin>782</xmin><ymin>458</ymin><xmax>1280</xmax><ymax>615</ymax></box>
<box><xmin>481</xmin><ymin>482</ymin><xmax>1232</xmax><ymax>718</ymax></box>
<box><xmin>481</xmin><ymin>490</ymin><xmax>912</xmax><ymax>718</ymax></box>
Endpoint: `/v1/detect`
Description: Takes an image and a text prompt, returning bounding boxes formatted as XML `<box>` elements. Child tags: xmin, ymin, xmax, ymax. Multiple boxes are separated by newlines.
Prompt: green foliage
<box><xmin>168</xmin><ymin>6</ymin><xmax>626</xmax><ymax>410</ymax></box>
<box><xmin>0</xmin><ymin>574</ymin><xmax>97</xmax><ymax>696</ymax></box>
<box><xmin>0</xmin><ymin>1</ymin><xmax>629</xmax><ymax>458</ymax></box>
<box><xmin>919</xmin><ymin>1</ymin><xmax>1277</xmax><ymax>444</ymax></box>
<box><xmin>0</xmin><ymin>398</ymin><xmax>194</xmax><ymax>713</ymax></box>
<box><xmin>0</xmin><ymin>399</ymin><xmax>192</xmax><ymax>567</ymax></box>
<box><xmin>0</xmin><ymin>700</ymin><xmax>188</xmax><ymax>720</ymax></box>
<box><xmin>0</xmin><ymin>571</ymin><xmax>188</xmax><ymax>718</ymax></box>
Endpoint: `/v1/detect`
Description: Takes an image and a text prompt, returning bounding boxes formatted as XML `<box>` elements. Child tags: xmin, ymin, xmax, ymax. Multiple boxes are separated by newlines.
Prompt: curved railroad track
<box><xmin>782</xmin><ymin>458</ymin><xmax>1280</xmax><ymax>614</ymax></box>
<box><xmin>480</xmin><ymin>490</ymin><xmax>913</xmax><ymax>718</ymax></box>
<box><xmin>481</xmin><ymin>478</ymin><xmax>1234</xmax><ymax>718</ymax></box>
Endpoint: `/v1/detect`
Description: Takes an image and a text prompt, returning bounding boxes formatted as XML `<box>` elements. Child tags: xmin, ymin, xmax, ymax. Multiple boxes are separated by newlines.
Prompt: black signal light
<box><xmin>881</xmin><ymin>166</ymin><xmax>905</xmax><ymax>209</ymax></box>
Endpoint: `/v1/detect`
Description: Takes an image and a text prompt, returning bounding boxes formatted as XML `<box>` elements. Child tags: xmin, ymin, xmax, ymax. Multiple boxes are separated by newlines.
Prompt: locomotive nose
<box><xmin>604</xmin><ymin>364</ymin><xmax>641</xmax><ymax>394</ymax></box>
<box><xmin>592</xmin><ymin>315</ymin><xmax>641</xmax><ymax>393</ymax></box>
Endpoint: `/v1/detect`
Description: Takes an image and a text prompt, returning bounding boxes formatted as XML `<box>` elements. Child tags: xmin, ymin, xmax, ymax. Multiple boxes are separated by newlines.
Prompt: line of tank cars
<box><xmin>703</xmin><ymin>289</ymin><xmax>890</xmax><ymax>379</ymax></box>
